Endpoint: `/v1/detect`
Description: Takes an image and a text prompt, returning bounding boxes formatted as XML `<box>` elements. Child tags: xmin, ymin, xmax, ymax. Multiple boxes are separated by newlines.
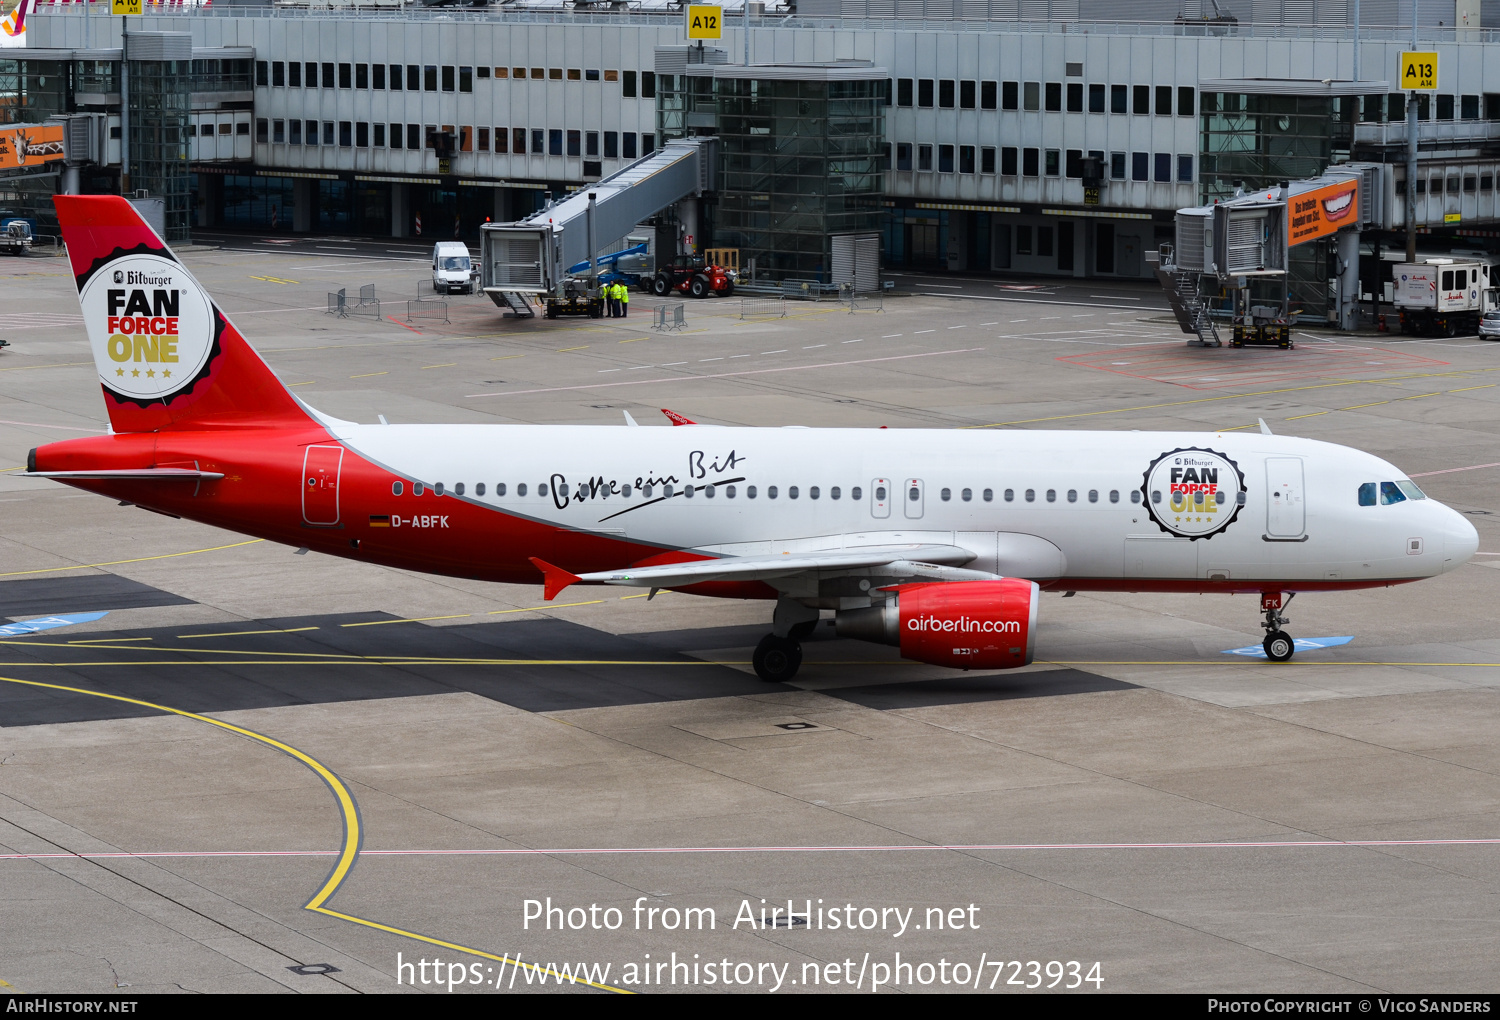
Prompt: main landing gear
<box><xmin>752</xmin><ymin>600</ymin><xmax>818</xmax><ymax>683</ymax></box>
<box><xmin>1260</xmin><ymin>592</ymin><xmax>1296</xmax><ymax>662</ymax></box>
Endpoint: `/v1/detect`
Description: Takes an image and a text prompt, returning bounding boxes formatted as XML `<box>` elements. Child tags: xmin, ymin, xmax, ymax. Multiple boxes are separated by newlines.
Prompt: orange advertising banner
<box><xmin>0</xmin><ymin>124</ymin><xmax>65</xmax><ymax>172</ymax></box>
<box><xmin>1287</xmin><ymin>178</ymin><xmax>1358</xmax><ymax>247</ymax></box>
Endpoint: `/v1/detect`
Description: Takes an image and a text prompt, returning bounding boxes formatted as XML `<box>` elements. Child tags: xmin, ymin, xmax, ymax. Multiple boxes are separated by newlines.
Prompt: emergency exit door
<box><xmin>1265</xmin><ymin>457</ymin><xmax>1305</xmax><ymax>538</ymax></box>
<box><xmin>302</xmin><ymin>445</ymin><xmax>343</xmax><ymax>526</ymax></box>
<box><xmin>870</xmin><ymin>478</ymin><xmax>890</xmax><ymax>519</ymax></box>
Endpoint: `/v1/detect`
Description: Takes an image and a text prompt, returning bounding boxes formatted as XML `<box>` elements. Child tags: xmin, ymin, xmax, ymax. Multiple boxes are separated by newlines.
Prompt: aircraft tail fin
<box><xmin>55</xmin><ymin>195</ymin><xmax>313</xmax><ymax>434</ymax></box>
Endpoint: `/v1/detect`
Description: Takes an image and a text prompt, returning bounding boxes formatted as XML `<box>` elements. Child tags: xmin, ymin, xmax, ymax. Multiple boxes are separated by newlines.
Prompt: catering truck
<box><xmin>1393</xmin><ymin>257</ymin><xmax>1500</xmax><ymax>336</ymax></box>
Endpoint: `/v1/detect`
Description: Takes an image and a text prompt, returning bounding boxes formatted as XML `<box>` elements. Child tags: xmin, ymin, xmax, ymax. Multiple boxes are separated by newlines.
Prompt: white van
<box><xmin>432</xmin><ymin>241</ymin><xmax>475</xmax><ymax>295</ymax></box>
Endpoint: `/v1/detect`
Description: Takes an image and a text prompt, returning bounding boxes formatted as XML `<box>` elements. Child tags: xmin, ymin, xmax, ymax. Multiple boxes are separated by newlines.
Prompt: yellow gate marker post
<box><xmin>685</xmin><ymin>4</ymin><xmax>722</xmax><ymax>39</ymax></box>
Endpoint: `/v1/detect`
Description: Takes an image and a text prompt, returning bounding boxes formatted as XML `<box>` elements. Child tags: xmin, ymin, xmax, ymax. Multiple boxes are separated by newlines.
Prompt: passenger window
<box><xmin>1359</xmin><ymin>482</ymin><xmax>1377</xmax><ymax>506</ymax></box>
<box><xmin>684</xmin><ymin>484</ymin><xmax>694</xmax><ymax>498</ymax></box>
<box><xmin>496</xmin><ymin>483</ymin><xmax>506</xmax><ymax>496</ymax></box>
<box><xmin>1067</xmin><ymin>489</ymin><xmax>1077</xmax><ymax>503</ymax></box>
<box><xmin>476</xmin><ymin>483</ymin><xmax>485</xmax><ymax>496</ymax></box>
<box><xmin>851</xmin><ymin>487</ymin><xmax>862</xmax><ymax>500</ymax></box>
<box><xmin>983</xmin><ymin>488</ymin><xmax>993</xmax><ymax>502</ymax></box>
<box><xmin>434</xmin><ymin>482</ymin><xmax>446</xmax><ymax>496</ymax></box>
<box><xmin>1003</xmin><ymin>489</ymin><xmax>1013</xmax><ymax>501</ymax></box>
<box><xmin>1025</xmin><ymin>489</ymin><xmax>1035</xmax><ymax>502</ymax></box>
<box><xmin>623</xmin><ymin>484</ymin><xmax>633</xmax><ymax>497</ymax></box>
<box><xmin>643</xmin><ymin>484</ymin><xmax>654</xmax><ymax>497</ymax></box>
<box><xmin>454</xmin><ymin>482</ymin><xmax>465</xmax><ymax>496</ymax></box>
<box><xmin>1380</xmin><ymin>481</ymin><xmax>1407</xmax><ymax>505</ymax></box>
<box><xmin>1047</xmin><ymin>489</ymin><xmax>1057</xmax><ymax>502</ymax></box>
<box><xmin>1109</xmin><ymin>490</ymin><xmax>1119</xmax><ymax>503</ymax></box>
<box><xmin>391</xmin><ymin>481</ymin><xmax>403</xmax><ymax>495</ymax></box>
<box><xmin>809</xmin><ymin>486</ymin><xmax>819</xmax><ymax>499</ymax></box>
<box><xmin>723</xmin><ymin>485</ymin><xmax>732</xmax><ymax>498</ymax></box>
<box><xmin>414</xmin><ymin>482</ymin><xmax>425</xmax><ymax>495</ymax></box>
<box><xmin>961</xmin><ymin>488</ymin><xmax>972</xmax><ymax>502</ymax></box>
<box><xmin>1151</xmin><ymin>490</ymin><xmax>1162</xmax><ymax>503</ymax></box>
<box><xmin>705</xmin><ymin>485</ymin><xmax>715</xmax><ymax>498</ymax></box>
<box><xmin>789</xmin><ymin>486</ymin><xmax>799</xmax><ymax>499</ymax></box>
<box><xmin>830</xmin><ymin>487</ymin><xmax>840</xmax><ymax>500</ymax></box>
<box><xmin>557</xmin><ymin>482</ymin><xmax>568</xmax><ymax>497</ymax></box>
<box><xmin>1131</xmin><ymin>490</ymin><xmax>1142</xmax><ymax>504</ymax></box>
<box><xmin>1088</xmin><ymin>489</ymin><xmax>1098</xmax><ymax>503</ymax></box>
<box><xmin>940</xmin><ymin>488</ymin><xmax>952</xmax><ymax>501</ymax></box>
<box><xmin>874</xmin><ymin>484</ymin><xmax>885</xmax><ymax>501</ymax></box>
<box><xmin>747</xmin><ymin>485</ymin><xmax>757</xmax><ymax>498</ymax></box>
<box><xmin>517</xmin><ymin>483</ymin><xmax>527</xmax><ymax>496</ymax></box>
<box><xmin>538</xmin><ymin>483</ymin><xmax>548</xmax><ymax>496</ymax></box>
<box><xmin>767</xmin><ymin>486</ymin><xmax>777</xmax><ymax>499</ymax></box>
<box><xmin>663</xmin><ymin>484</ymin><xmax>674</xmax><ymax>497</ymax></box>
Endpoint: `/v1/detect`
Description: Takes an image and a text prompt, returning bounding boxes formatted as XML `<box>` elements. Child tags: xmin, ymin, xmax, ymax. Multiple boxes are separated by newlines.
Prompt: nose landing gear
<box><xmin>1260</xmin><ymin>592</ymin><xmax>1296</xmax><ymax>662</ymax></box>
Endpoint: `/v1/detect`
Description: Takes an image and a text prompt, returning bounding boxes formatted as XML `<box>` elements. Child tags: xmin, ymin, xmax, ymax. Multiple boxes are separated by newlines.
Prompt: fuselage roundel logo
<box><xmin>79</xmin><ymin>252</ymin><xmax>215</xmax><ymax>405</ymax></box>
<box><xmin>1141</xmin><ymin>447</ymin><xmax>1246</xmax><ymax>540</ymax></box>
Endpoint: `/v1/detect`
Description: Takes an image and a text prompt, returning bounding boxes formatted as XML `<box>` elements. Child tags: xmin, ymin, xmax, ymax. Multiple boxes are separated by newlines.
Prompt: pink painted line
<box><xmin>0</xmin><ymin>419</ymin><xmax>107</xmax><ymax>433</ymax></box>
<box><xmin>466</xmin><ymin>348</ymin><xmax>985</xmax><ymax>398</ymax></box>
<box><xmin>6</xmin><ymin>837</ymin><xmax>1500</xmax><ymax>862</ymax></box>
<box><xmin>1409</xmin><ymin>462</ymin><xmax>1500</xmax><ymax>478</ymax></box>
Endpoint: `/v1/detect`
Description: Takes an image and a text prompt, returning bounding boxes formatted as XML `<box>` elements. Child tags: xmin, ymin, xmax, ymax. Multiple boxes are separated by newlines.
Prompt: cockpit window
<box><xmin>1380</xmin><ymin>481</ymin><xmax>1407</xmax><ymax>505</ymax></box>
<box><xmin>1395</xmin><ymin>479</ymin><xmax>1427</xmax><ymax>501</ymax></box>
<box><xmin>1358</xmin><ymin>482</ymin><xmax>1377</xmax><ymax>506</ymax></box>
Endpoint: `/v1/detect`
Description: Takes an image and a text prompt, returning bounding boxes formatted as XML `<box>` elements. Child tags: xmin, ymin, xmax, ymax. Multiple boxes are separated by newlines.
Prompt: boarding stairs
<box><xmin>1154</xmin><ymin>263</ymin><xmax>1222</xmax><ymax>347</ymax></box>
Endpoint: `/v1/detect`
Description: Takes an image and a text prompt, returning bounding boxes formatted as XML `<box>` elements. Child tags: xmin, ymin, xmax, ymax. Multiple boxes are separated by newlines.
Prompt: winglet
<box><xmin>529</xmin><ymin>557</ymin><xmax>582</xmax><ymax>601</ymax></box>
<box><xmin>1258</xmin><ymin>418</ymin><xmax>1273</xmax><ymax>435</ymax></box>
<box><xmin>660</xmin><ymin>408</ymin><xmax>697</xmax><ymax>426</ymax></box>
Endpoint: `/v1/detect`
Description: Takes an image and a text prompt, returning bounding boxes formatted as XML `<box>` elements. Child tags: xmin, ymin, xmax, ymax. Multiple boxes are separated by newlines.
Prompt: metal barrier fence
<box><xmin>326</xmin><ymin>288</ymin><xmax>348</xmax><ymax>318</ymax></box>
<box><xmin>347</xmin><ymin>283</ymin><xmax>381</xmax><ymax>318</ymax></box>
<box><xmin>653</xmin><ymin>302</ymin><xmax>686</xmax><ymax>331</ymax></box>
<box><xmin>739</xmin><ymin>297</ymin><xmax>786</xmax><ymax>320</ymax></box>
<box><xmin>840</xmin><ymin>284</ymin><xmax>886</xmax><ymax>314</ymax></box>
<box><xmin>407</xmin><ymin>297</ymin><xmax>450</xmax><ymax>324</ymax></box>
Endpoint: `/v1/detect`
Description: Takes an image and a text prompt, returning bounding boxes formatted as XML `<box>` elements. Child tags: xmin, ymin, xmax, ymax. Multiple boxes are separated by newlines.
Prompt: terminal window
<box><xmin>896</xmin><ymin>78</ymin><xmax>912</xmax><ymax>106</ymax></box>
<box><xmin>1022</xmin><ymin>147</ymin><xmax>1039</xmax><ymax>176</ymax></box>
<box><xmin>604</xmin><ymin>69</ymin><xmax>619</xmax><ymax>82</ymax></box>
<box><xmin>307</xmin><ymin>120</ymin><xmax>319</xmax><ymax>145</ymax></box>
<box><xmin>623</xmin><ymin>132</ymin><xmax>637</xmax><ymax>159</ymax></box>
<box><xmin>305</xmin><ymin>62</ymin><xmax>318</xmax><ymax>88</ymax></box>
<box><xmin>256</xmin><ymin>61</ymin><xmax>268</xmax><ymax>86</ymax></box>
<box><xmin>356</xmin><ymin>122</ymin><xmax>368</xmax><ymax>147</ymax></box>
<box><xmin>1065</xmin><ymin>149</ymin><xmax>1082</xmax><ymax>177</ymax></box>
<box><xmin>374</xmin><ymin>124</ymin><xmax>386</xmax><ymax>146</ymax></box>
<box><xmin>567</xmin><ymin>69</ymin><xmax>581</xmax><ymax>81</ymax></box>
<box><xmin>567</xmin><ymin>130</ymin><xmax>580</xmax><ymax>156</ymax></box>
<box><xmin>960</xmin><ymin>80</ymin><xmax>975</xmax><ymax>109</ymax></box>
<box><xmin>478</xmin><ymin>67</ymin><xmax>490</xmax><ymax>79</ymax></box>
<box><xmin>1110</xmin><ymin>152</ymin><xmax>1125</xmax><ymax>178</ymax></box>
<box><xmin>442</xmin><ymin>66</ymin><xmax>455</xmax><ymax>92</ymax></box>
<box><xmin>918</xmin><ymin>79</ymin><xmax>934</xmax><ymax>108</ymax></box>
<box><xmin>494</xmin><ymin>67</ymin><xmax>508</xmax><ymax>79</ymax></box>
<box><xmin>532</xmin><ymin>129</ymin><xmax>544</xmax><ymax>154</ymax></box>
<box><xmin>271</xmin><ymin>61</ymin><xmax>284</xmax><ymax>87</ymax></box>
<box><xmin>959</xmin><ymin>145</ymin><xmax>975</xmax><ymax>174</ymax></box>
<box><xmin>1462</xmin><ymin>94</ymin><xmax>1480</xmax><ymax>119</ymax></box>
<box><xmin>642</xmin><ymin>72</ymin><xmax>656</xmax><ymax>98</ymax></box>
<box><xmin>388</xmin><ymin>123</ymin><xmax>401</xmax><ymax>148</ymax></box>
<box><xmin>492</xmin><ymin>127</ymin><xmax>504</xmax><ymax>153</ymax></box>
<box><xmin>388</xmin><ymin>65</ymin><xmax>401</xmax><ymax>90</ymax></box>
<box><xmin>409</xmin><ymin>65</ymin><xmax>421</xmax><ymax>90</ymax></box>
<box><xmin>981</xmin><ymin>80</ymin><xmax>996</xmax><ymax>110</ymax></box>
<box><xmin>322</xmin><ymin>63</ymin><xmax>335</xmax><ymax>89</ymax></box>
<box><xmin>339</xmin><ymin>63</ymin><xmax>351</xmax><ymax>89</ymax></box>
<box><xmin>604</xmin><ymin>131</ymin><xmax>617</xmax><ymax>158</ymax></box>
<box><xmin>1154</xmin><ymin>152</ymin><xmax>1170</xmax><ymax>182</ymax></box>
<box><xmin>1001</xmin><ymin>146</ymin><xmax>1017</xmax><ymax>175</ymax></box>
<box><xmin>586</xmin><ymin>131</ymin><xmax>598</xmax><ymax>156</ymax></box>
<box><xmin>623</xmin><ymin>70</ymin><xmax>637</xmax><ymax>97</ymax></box>
<box><xmin>289</xmin><ymin>120</ymin><xmax>301</xmax><ymax>144</ymax></box>
<box><xmin>514</xmin><ymin>128</ymin><xmax>526</xmax><ymax>153</ymax></box>
<box><xmin>425</xmin><ymin>66</ymin><xmax>439</xmax><ymax>91</ymax></box>
<box><xmin>896</xmin><ymin>142</ymin><xmax>912</xmax><ymax>171</ymax></box>
<box><xmin>477</xmin><ymin>127</ymin><xmax>489</xmax><ymax>151</ymax></box>
<box><xmin>1436</xmin><ymin>94</ymin><xmax>1454</xmax><ymax>120</ymax></box>
<box><xmin>981</xmin><ymin>146</ymin><xmax>995</xmax><ymax>173</ymax></box>
<box><xmin>1133</xmin><ymin>84</ymin><xmax>1149</xmax><ymax>115</ymax></box>
<box><xmin>355</xmin><ymin>64</ymin><xmax>368</xmax><ymax>89</ymax></box>
<box><xmin>1002</xmin><ymin>81</ymin><xmax>1017</xmax><ymax>110</ymax></box>
<box><xmin>1177</xmin><ymin>87</ymin><xmax>1194</xmax><ymax>116</ymax></box>
<box><xmin>1111</xmin><ymin>84</ymin><xmax>1127</xmax><ymax>114</ymax></box>
<box><xmin>409</xmin><ymin>124</ymin><xmax>422</xmax><ymax>149</ymax></box>
<box><xmin>1016</xmin><ymin>225</ymin><xmax>1032</xmax><ymax>254</ymax></box>
<box><xmin>550</xmin><ymin>68</ymin><xmax>563</xmax><ymax>80</ymax></box>
<box><xmin>272</xmin><ymin>119</ymin><xmax>284</xmax><ymax>143</ymax></box>
<box><xmin>1155</xmin><ymin>85</ymin><xmax>1171</xmax><ymax>115</ymax></box>
<box><xmin>339</xmin><ymin>122</ymin><xmax>352</xmax><ymax>146</ymax></box>
<box><xmin>1089</xmin><ymin>83</ymin><xmax>1104</xmax><ymax>112</ymax></box>
<box><xmin>1132</xmin><ymin>151</ymin><xmax>1148</xmax><ymax>181</ymax></box>
<box><xmin>373</xmin><ymin>64</ymin><xmax>385</xmax><ymax>89</ymax></box>
<box><xmin>1067</xmin><ymin>82</ymin><xmax>1082</xmax><ymax>112</ymax></box>
<box><xmin>256</xmin><ymin>118</ymin><xmax>268</xmax><ymax>142</ymax></box>
<box><xmin>918</xmin><ymin>144</ymin><xmax>932</xmax><ymax>171</ymax></box>
<box><xmin>938</xmin><ymin>144</ymin><xmax>954</xmax><ymax>172</ymax></box>
<box><xmin>939</xmin><ymin>80</ymin><xmax>954</xmax><ymax>108</ymax></box>
<box><xmin>550</xmin><ymin>130</ymin><xmax>564</xmax><ymax>156</ymax></box>
<box><xmin>643</xmin><ymin>132</ymin><xmax>655</xmax><ymax>154</ymax></box>
<box><xmin>323</xmin><ymin>122</ymin><xmax>334</xmax><ymax>145</ymax></box>
<box><xmin>1178</xmin><ymin>155</ymin><xmax>1193</xmax><ymax>182</ymax></box>
<box><xmin>460</xmin><ymin>126</ymin><xmax>472</xmax><ymax>152</ymax></box>
<box><xmin>460</xmin><ymin>67</ymin><xmax>473</xmax><ymax>92</ymax></box>
<box><xmin>1023</xmin><ymin>82</ymin><xmax>1039</xmax><ymax>111</ymax></box>
<box><xmin>1045</xmin><ymin>82</ymin><xmax>1061</xmax><ymax>112</ymax></box>
<box><xmin>1045</xmin><ymin>149</ymin><xmax>1059</xmax><ymax>175</ymax></box>
<box><xmin>288</xmin><ymin>62</ymin><xmax>301</xmax><ymax>87</ymax></box>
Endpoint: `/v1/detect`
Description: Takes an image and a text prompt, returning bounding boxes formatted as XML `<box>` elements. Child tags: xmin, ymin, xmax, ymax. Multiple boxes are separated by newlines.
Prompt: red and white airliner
<box><xmin>24</xmin><ymin>197</ymin><xmax>1479</xmax><ymax>679</ymax></box>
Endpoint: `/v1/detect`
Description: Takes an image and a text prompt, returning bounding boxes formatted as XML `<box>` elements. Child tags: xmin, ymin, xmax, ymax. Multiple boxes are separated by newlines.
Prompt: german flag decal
<box><xmin>368</xmin><ymin>514</ymin><xmax>391</xmax><ymax>527</ymax></box>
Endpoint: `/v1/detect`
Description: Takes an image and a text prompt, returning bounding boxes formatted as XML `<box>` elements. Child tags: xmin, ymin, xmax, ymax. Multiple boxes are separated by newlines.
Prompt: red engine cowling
<box><xmin>835</xmin><ymin>579</ymin><xmax>1039</xmax><ymax>670</ymax></box>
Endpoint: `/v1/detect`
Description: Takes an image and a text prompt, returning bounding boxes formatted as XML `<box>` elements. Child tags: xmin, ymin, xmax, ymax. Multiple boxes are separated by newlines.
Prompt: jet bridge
<box><xmin>480</xmin><ymin>138</ymin><xmax>716</xmax><ymax>315</ymax></box>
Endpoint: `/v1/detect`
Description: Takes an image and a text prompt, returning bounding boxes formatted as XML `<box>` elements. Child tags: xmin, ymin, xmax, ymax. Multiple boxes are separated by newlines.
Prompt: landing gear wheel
<box><xmin>1263</xmin><ymin>630</ymin><xmax>1295</xmax><ymax>662</ymax></box>
<box><xmin>651</xmin><ymin>275</ymin><xmax>670</xmax><ymax>297</ymax></box>
<box><xmin>753</xmin><ymin>635</ymin><xmax>802</xmax><ymax>683</ymax></box>
<box><xmin>689</xmin><ymin>275</ymin><xmax>711</xmax><ymax>299</ymax></box>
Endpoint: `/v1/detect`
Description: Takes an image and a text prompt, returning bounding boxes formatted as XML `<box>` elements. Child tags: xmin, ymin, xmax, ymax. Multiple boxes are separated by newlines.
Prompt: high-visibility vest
<box><xmin>619</xmin><ymin>284</ymin><xmax>629</xmax><ymax>304</ymax></box>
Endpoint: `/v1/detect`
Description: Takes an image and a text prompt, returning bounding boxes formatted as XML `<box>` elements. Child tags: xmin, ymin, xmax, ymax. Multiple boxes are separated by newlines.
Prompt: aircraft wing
<box><xmin>531</xmin><ymin>543</ymin><xmax>982</xmax><ymax>600</ymax></box>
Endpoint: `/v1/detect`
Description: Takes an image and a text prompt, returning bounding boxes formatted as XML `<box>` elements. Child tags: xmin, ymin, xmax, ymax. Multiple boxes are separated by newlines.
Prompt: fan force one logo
<box><xmin>1141</xmin><ymin>447</ymin><xmax>1246</xmax><ymax>540</ymax></box>
<box><xmin>80</xmin><ymin>253</ymin><xmax>214</xmax><ymax>403</ymax></box>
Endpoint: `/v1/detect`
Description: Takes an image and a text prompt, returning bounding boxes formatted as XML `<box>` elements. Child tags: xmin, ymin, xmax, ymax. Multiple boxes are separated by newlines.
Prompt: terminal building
<box><xmin>5</xmin><ymin>0</ymin><xmax>1500</xmax><ymax>318</ymax></box>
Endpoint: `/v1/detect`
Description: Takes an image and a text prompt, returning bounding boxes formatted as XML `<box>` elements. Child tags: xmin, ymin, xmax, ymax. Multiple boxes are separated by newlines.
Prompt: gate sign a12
<box><xmin>686</xmin><ymin>5</ymin><xmax>722</xmax><ymax>39</ymax></box>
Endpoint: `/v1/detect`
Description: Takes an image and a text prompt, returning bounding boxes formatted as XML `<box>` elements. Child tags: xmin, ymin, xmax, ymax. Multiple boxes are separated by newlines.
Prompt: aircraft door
<box><xmin>1265</xmin><ymin>457</ymin><xmax>1305</xmax><ymax>538</ymax></box>
<box><xmin>870</xmin><ymin>478</ymin><xmax>890</xmax><ymax>519</ymax></box>
<box><xmin>903</xmin><ymin>478</ymin><xmax>925</xmax><ymax>519</ymax></box>
<box><xmin>302</xmin><ymin>444</ymin><xmax>344</xmax><ymax>526</ymax></box>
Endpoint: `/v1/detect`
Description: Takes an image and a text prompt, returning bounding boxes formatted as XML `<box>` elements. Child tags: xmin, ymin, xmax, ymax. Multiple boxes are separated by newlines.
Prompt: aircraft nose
<box><xmin>1440</xmin><ymin>504</ymin><xmax>1479</xmax><ymax>571</ymax></box>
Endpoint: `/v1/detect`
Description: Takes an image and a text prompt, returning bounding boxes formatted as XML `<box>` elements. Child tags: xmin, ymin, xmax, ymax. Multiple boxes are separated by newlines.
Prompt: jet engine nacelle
<box><xmin>835</xmin><ymin>579</ymin><xmax>1039</xmax><ymax>669</ymax></box>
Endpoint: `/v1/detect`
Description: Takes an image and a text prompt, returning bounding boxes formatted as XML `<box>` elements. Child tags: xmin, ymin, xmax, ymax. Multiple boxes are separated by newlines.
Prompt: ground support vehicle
<box><xmin>1394</xmin><ymin>258</ymin><xmax>1500</xmax><ymax>337</ymax></box>
<box><xmin>0</xmin><ymin>219</ymin><xmax>33</xmax><ymax>256</ymax></box>
<box><xmin>651</xmin><ymin>256</ymin><xmax>735</xmax><ymax>299</ymax></box>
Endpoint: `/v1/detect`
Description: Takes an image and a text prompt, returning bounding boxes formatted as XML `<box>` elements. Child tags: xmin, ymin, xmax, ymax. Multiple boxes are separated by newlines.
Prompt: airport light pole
<box><xmin>1405</xmin><ymin>0</ymin><xmax>1419</xmax><ymax>262</ymax></box>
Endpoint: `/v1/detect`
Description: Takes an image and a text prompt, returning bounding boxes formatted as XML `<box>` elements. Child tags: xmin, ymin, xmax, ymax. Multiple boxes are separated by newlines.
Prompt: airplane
<box><xmin>23</xmin><ymin>196</ymin><xmax>1480</xmax><ymax>681</ymax></box>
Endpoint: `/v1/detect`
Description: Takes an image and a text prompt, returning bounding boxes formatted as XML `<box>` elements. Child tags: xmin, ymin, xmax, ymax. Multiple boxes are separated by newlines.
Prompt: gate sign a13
<box><xmin>1400</xmin><ymin>51</ymin><xmax>1438</xmax><ymax>91</ymax></box>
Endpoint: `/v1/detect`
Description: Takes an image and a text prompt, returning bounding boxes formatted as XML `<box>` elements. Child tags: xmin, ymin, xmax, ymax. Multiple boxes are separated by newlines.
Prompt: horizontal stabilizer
<box><xmin>26</xmin><ymin>468</ymin><xmax>225</xmax><ymax>481</ymax></box>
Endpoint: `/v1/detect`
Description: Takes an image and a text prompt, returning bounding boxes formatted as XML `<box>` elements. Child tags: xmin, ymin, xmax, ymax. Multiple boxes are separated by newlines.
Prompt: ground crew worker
<box><xmin>618</xmin><ymin>281</ymin><xmax>630</xmax><ymax>318</ymax></box>
<box><xmin>604</xmin><ymin>281</ymin><xmax>618</xmax><ymax>318</ymax></box>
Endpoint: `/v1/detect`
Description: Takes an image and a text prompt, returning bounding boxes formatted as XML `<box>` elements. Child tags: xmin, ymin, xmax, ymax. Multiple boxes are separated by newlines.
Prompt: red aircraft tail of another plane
<box><xmin>55</xmin><ymin>195</ymin><xmax>312</xmax><ymax>434</ymax></box>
